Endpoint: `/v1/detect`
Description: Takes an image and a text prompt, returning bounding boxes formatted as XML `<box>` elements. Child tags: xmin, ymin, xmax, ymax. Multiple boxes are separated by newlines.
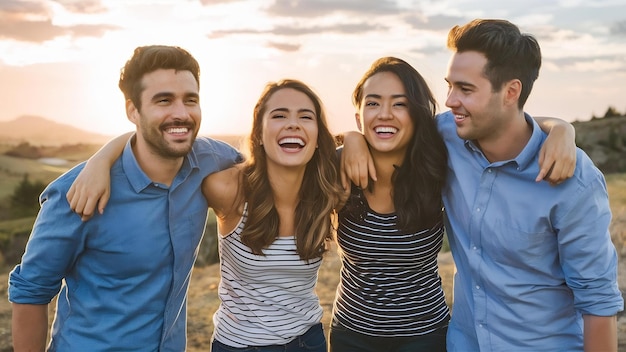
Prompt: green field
<box><xmin>0</xmin><ymin>155</ymin><xmax>80</xmax><ymax>200</ymax></box>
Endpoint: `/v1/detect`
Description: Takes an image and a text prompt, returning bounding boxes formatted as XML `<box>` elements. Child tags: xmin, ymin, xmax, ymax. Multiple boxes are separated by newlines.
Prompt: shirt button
<box><xmin>473</xmin><ymin>246</ymin><xmax>477</xmax><ymax>250</ymax></box>
<box><xmin>476</xmin><ymin>208</ymin><xmax>480</xmax><ymax>212</ymax></box>
<box><xmin>487</xmin><ymin>169</ymin><xmax>492</xmax><ymax>173</ymax></box>
<box><xmin>475</xmin><ymin>285</ymin><xmax>480</xmax><ymax>290</ymax></box>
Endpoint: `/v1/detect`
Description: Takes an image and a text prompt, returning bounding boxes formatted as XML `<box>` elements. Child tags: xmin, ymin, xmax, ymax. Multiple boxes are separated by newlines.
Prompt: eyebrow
<box><xmin>364</xmin><ymin>93</ymin><xmax>407</xmax><ymax>99</ymax></box>
<box><xmin>270</xmin><ymin>107</ymin><xmax>316</xmax><ymax>115</ymax></box>
<box><xmin>445</xmin><ymin>78</ymin><xmax>476</xmax><ymax>88</ymax></box>
<box><xmin>151</xmin><ymin>92</ymin><xmax>200</xmax><ymax>100</ymax></box>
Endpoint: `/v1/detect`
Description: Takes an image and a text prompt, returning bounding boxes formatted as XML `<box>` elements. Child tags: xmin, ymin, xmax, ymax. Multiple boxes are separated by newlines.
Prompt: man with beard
<box><xmin>9</xmin><ymin>45</ymin><xmax>241</xmax><ymax>351</ymax></box>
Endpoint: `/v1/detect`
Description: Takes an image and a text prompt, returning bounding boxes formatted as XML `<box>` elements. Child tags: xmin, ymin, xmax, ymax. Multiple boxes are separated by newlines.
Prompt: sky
<box><xmin>0</xmin><ymin>0</ymin><xmax>625</xmax><ymax>138</ymax></box>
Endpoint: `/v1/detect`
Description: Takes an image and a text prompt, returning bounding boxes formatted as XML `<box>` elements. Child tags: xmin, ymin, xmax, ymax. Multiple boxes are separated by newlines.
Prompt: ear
<box><xmin>503</xmin><ymin>79</ymin><xmax>522</xmax><ymax>108</ymax></box>
<box><xmin>355</xmin><ymin>112</ymin><xmax>363</xmax><ymax>132</ymax></box>
<box><xmin>126</xmin><ymin>99</ymin><xmax>139</xmax><ymax>125</ymax></box>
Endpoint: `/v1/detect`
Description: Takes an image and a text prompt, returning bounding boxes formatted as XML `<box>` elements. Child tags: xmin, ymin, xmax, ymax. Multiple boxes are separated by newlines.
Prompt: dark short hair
<box><xmin>447</xmin><ymin>19</ymin><xmax>541</xmax><ymax>109</ymax></box>
<box><xmin>118</xmin><ymin>45</ymin><xmax>200</xmax><ymax>110</ymax></box>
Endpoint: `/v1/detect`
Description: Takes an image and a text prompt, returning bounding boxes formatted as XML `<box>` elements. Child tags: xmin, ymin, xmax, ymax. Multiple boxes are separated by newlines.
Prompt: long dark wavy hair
<box><xmin>352</xmin><ymin>57</ymin><xmax>448</xmax><ymax>230</ymax></box>
<box><xmin>241</xmin><ymin>79</ymin><xmax>343</xmax><ymax>260</ymax></box>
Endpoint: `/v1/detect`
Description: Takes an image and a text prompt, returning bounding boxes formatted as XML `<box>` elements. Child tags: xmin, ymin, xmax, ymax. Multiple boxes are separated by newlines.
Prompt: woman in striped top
<box><xmin>329</xmin><ymin>57</ymin><xmax>450</xmax><ymax>352</ymax></box>
<box><xmin>201</xmin><ymin>79</ymin><xmax>343</xmax><ymax>351</ymax></box>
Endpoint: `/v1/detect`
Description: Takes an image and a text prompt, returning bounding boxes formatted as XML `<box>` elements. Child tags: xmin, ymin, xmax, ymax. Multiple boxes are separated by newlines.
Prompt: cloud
<box><xmin>0</xmin><ymin>0</ymin><xmax>119</xmax><ymax>42</ymax></box>
<box><xmin>403</xmin><ymin>14</ymin><xmax>467</xmax><ymax>31</ymax></box>
<box><xmin>611</xmin><ymin>20</ymin><xmax>626</xmax><ymax>36</ymax></box>
<box><xmin>199</xmin><ymin>0</ymin><xmax>243</xmax><ymax>4</ymax></box>
<box><xmin>547</xmin><ymin>54</ymin><xmax>626</xmax><ymax>72</ymax></box>
<box><xmin>0</xmin><ymin>0</ymin><xmax>48</xmax><ymax>16</ymax></box>
<box><xmin>272</xmin><ymin>23</ymin><xmax>388</xmax><ymax>36</ymax></box>
<box><xmin>265</xmin><ymin>0</ymin><xmax>401</xmax><ymax>18</ymax></box>
<box><xmin>0</xmin><ymin>17</ymin><xmax>66</xmax><ymax>42</ymax></box>
<box><xmin>265</xmin><ymin>41</ymin><xmax>300</xmax><ymax>52</ymax></box>
<box><xmin>0</xmin><ymin>14</ymin><xmax>119</xmax><ymax>42</ymax></box>
<box><xmin>51</xmin><ymin>0</ymin><xmax>107</xmax><ymax>14</ymax></box>
<box><xmin>208</xmin><ymin>22</ymin><xmax>389</xmax><ymax>39</ymax></box>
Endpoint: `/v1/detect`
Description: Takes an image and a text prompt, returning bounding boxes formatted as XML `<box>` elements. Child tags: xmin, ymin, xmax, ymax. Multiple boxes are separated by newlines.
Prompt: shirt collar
<box><xmin>463</xmin><ymin>113</ymin><xmax>545</xmax><ymax>170</ymax></box>
<box><xmin>122</xmin><ymin>134</ymin><xmax>200</xmax><ymax>193</ymax></box>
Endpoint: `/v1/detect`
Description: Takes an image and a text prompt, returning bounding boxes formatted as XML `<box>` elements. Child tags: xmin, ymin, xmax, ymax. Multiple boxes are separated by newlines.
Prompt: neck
<box><xmin>370</xmin><ymin>148</ymin><xmax>404</xmax><ymax>186</ymax></box>
<box><xmin>268</xmin><ymin>165</ymin><xmax>304</xmax><ymax>208</ymax></box>
<box><xmin>267</xmin><ymin>165</ymin><xmax>304</xmax><ymax>237</ymax></box>
<box><xmin>477</xmin><ymin>111</ymin><xmax>532</xmax><ymax>163</ymax></box>
<box><xmin>132</xmin><ymin>140</ymin><xmax>184</xmax><ymax>186</ymax></box>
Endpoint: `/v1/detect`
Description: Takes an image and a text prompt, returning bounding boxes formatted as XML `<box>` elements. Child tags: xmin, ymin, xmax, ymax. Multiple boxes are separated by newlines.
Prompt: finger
<box><xmin>73</xmin><ymin>192</ymin><xmax>88</xmax><ymax>217</ymax></box>
<box><xmin>535</xmin><ymin>152</ymin><xmax>552</xmax><ymax>182</ymax></box>
<box><xmin>340</xmin><ymin>169</ymin><xmax>349</xmax><ymax>191</ymax></box>
<box><xmin>358</xmin><ymin>161</ymin><xmax>369</xmax><ymax>189</ymax></box>
<box><xmin>367</xmin><ymin>153</ymin><xmax>377</xmax><ymax>182</ymax></box>
<box><xmin>98</xmin><ymin>190</ymin><xmax>110</xmax><ymax>214</ymax></box>
<box><xmin>66</xmin><ymin>186</ymin><xmax>77</xmax><ymax>211</ymax></box>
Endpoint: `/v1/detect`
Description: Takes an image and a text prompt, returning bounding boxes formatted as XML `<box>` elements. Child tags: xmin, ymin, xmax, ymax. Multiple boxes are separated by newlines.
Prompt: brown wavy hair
<box><xmin>118</xmin><ymin>45</ymin><xmax>200</xmax><ymax>111</ymax></box>
<box><xmin>241</xmin><ymin>79</ymin><xmax>342</xmax><ymax>260</ymax></box>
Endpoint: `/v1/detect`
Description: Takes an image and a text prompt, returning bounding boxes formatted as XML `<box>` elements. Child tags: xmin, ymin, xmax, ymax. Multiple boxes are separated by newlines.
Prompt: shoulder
<box><xmin>435</xmin><ymin>111</ymin><xmax>456</xmax><ymax>135</ymax></box>
<box><xmin>192</xmin><ymin>136</ymin><xmax>244</xmax><ymax>174</ymax></box>
<box><xmin>202</xmin><ymin>164</ymin><xmax>244</xmax><ymax>214</ymax></box>
<box><xmin>193</xmin><ymin>136</ymin><xmax>241</xmax><ymax>157</ymax></box>
<box><xmin>571</xmin><ymin>148</ymin><xmax>608</xmax><ymax>189</ymax></box>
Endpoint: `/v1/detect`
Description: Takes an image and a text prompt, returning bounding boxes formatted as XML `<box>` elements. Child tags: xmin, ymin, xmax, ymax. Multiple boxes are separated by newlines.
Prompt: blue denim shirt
<box><xmin>438</xmin><ymin>111</ymin><xmax>623</xmax><ymax>351</ymax></box>
<box><xmin>9</xmin><ymin>136</ymin><xmax>242</xmax><ymax>351</ymax></box>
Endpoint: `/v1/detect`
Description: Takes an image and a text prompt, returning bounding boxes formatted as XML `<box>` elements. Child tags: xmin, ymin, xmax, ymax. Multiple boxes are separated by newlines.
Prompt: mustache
<box><xmin>161</xmin><ymin>121</ymin><xmax>196</xmax><ymax>129</ymax></box>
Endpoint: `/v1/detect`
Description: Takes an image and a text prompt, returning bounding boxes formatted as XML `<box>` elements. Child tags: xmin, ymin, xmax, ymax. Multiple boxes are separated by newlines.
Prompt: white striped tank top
<box><xmin>332</xmin><ymin>189</ymin><xmax>450</xmax><ymax>337</ymax></box>
<box><xmin>212</xmin><ymin>204</ymin><xmax>324</xmax><ymax>348</ymax></box>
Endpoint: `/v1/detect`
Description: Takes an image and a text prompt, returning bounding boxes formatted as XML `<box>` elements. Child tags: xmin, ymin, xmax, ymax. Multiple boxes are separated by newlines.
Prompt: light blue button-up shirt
<box><xmin>438</xmin><ymin>111</ymin><xmax>623</xmax><ymax>351</ymax></box>
<box><xmin>9</xmin><ymin>136</ymin><xmax>241</xmax><ymax>351</ymax></box>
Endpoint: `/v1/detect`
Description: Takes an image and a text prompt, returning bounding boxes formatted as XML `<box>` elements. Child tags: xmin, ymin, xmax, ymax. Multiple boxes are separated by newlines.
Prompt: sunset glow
<box><xmin>1</xmin><ymin>0</ymin><xmax>625</xmax><ymax>138</ymax></box>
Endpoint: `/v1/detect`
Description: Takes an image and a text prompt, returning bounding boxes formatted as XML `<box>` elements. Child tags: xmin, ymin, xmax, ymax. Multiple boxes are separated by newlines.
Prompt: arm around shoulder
<box><xmin>202</xmin><ymin>165</ymin><xmax>243</xmax><ymax>223</ymax></box>
<box><xmin>66</xmin><ymin>132</ymin><xmax>133</xmax><ymax>220</ymax></box>
<box><xmin>534</xmin><ymin>116</ymin><xmax>576</xmax><ymax>185</ymax></box>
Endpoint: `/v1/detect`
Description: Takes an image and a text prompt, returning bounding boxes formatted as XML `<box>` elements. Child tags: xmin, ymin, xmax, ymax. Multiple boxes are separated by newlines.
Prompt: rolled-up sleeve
<box><xmin>557</xmin><ymin>170</ymin><xmax>623</xmax><ymax>316</ymax></box>
<box><xmin>9</xmin><ymin>173</ymin><xmax>87</xmax><ymax>304</ymax></box>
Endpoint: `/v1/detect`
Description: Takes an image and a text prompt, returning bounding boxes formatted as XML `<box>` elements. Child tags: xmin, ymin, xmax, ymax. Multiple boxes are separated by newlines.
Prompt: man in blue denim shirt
<box><xmin>9</xmin><ymin>45</ymin><xmax>241</xmax><ymax>351</ymax></box>
<box><xmin>442</xmin><ymin>19</ymin><xmax>623</xmax><ymax>351</ymax></box>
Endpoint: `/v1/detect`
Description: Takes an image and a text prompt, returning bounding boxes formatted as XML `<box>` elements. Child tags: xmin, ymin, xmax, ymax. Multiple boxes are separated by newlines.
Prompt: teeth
<box><xmin>167</xmin><ymin>127</ymin><xmax>189</xmax><ymax>133</ymax></box>
<box><xmin>374</xmin><ymin>126</ymin><xmax>397</xmax><ymax>133</ymax></box>
<box><xmin>278</xmin><ymin>137</ymin><xmax>305</xmax><ymax>146</ymax></box>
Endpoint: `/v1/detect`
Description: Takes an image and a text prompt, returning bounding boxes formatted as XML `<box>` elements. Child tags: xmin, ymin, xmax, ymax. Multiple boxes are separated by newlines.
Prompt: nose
<box><xmin>445</xmin><ymin>89</ymin><xmax>459</xmax><ymax>109</ymax></box>
<box><xmin>171</xmin><ymin>100</ymin><xmax>191</xmax><ymax>119</ymax></box>
<box><xmin>378</xmin><ymin>103</ymin><xmax>393</xmax><ymax>120</ymax></box>
<box><xmin>285</xmin><ymin>116</ymin><xmax>301</xmax><ymax>130</ymax></box>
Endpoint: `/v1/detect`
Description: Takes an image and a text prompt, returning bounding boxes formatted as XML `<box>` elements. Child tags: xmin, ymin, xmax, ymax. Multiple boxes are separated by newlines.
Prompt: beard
<box><xmin>139</xmin><ymin>119</ymin><xmax>198</xmax><ymax>159</ymax></box>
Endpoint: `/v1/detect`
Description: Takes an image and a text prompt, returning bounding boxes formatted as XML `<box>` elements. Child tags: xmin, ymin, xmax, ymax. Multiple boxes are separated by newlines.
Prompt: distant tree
<box><xmin>603</xmin><ymin>106</ymin><xmax>621</xmax><ymax>118</ymax></box>
<box><xmin>4</xmin><ymin>142</ymin><xmax>41</xmax><ymax>159</ymax></box>
<box><xmin>10</xmin><ymin>174</ymin><xmax>46</xmax><ymax>218</ymax></box>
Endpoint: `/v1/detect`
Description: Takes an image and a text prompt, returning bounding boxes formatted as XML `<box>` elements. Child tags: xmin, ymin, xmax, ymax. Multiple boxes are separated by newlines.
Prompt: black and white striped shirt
<box><xmin>332</xmin><ymin>190</ymin><xmax>450</xmax><ymax>337</ymax></box>
<box><xmin>212</xmin><ymin>204</ymin><xmax>324</xmax><ymax>348</ymax></box>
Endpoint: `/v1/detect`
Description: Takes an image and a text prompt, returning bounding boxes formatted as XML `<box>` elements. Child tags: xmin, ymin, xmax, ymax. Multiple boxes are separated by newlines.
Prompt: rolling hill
<box><xmin>0</xmin><ymin>115</ymin><xmax>113</xmax><ymax>146</ymax></box>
